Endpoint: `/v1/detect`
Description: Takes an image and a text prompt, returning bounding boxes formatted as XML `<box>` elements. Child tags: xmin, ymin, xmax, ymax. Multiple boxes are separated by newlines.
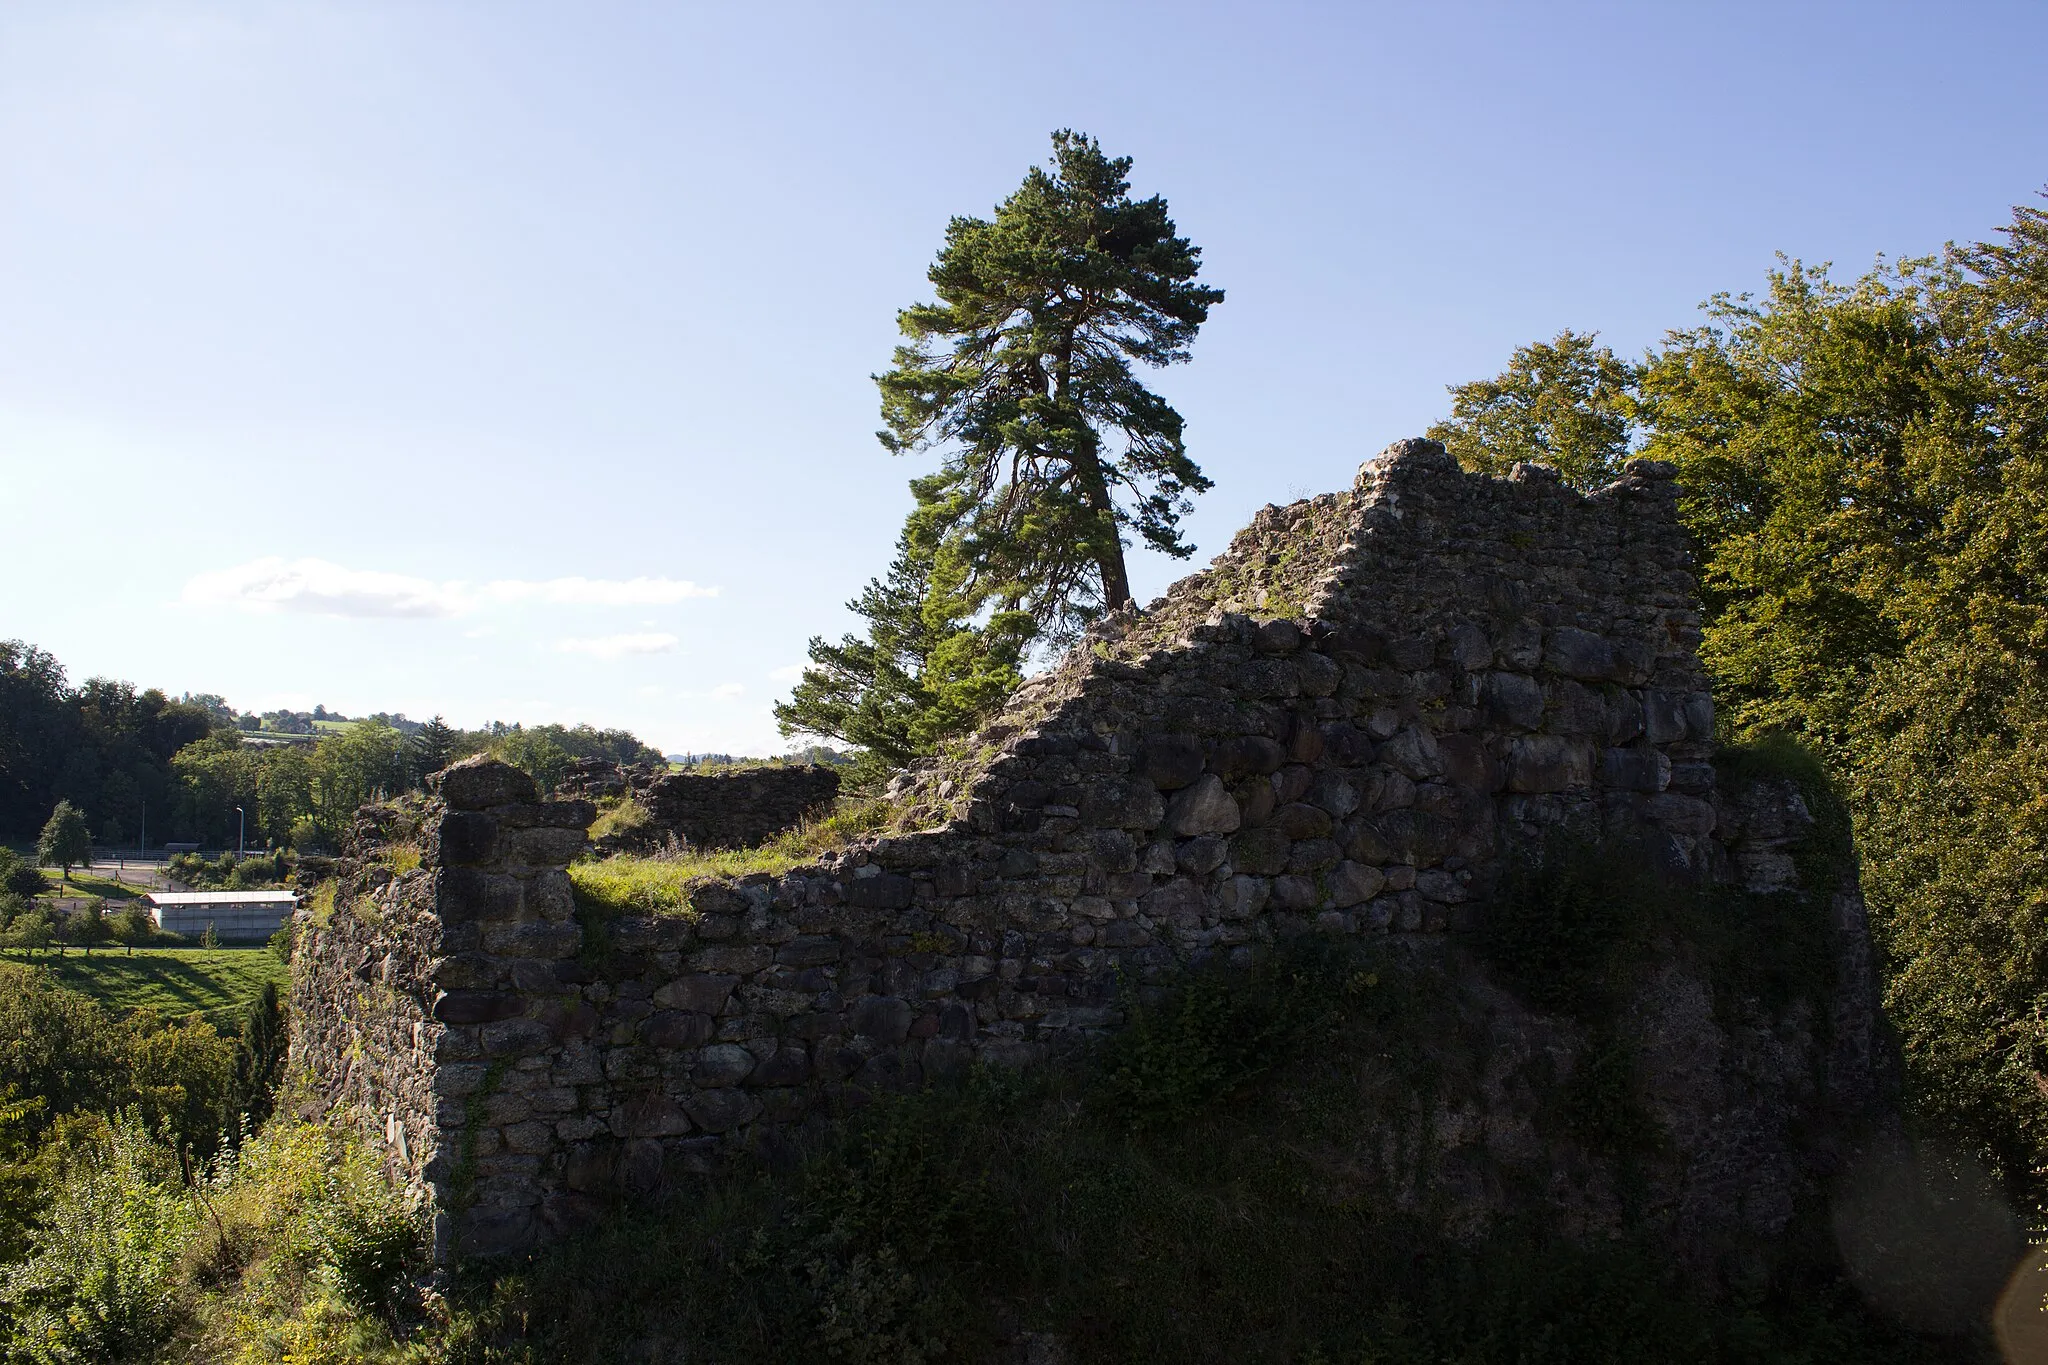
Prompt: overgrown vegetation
<box><xmin>568</xmin><ymin>799</ymin><xmax>895</xmax><ymax>918</ymax></box>
<box><xmin>234</xmin><ymin>943</ymin><xmax>1970</xmax><ymax>1364</ymax></box>
<box><xmin>169</xmin><ymin>851</ymin><xmax>292</xmax><ymax>892</ymax></box>
<box><xmin>1436</xmin><ymin>192</ymin><xmax>2048</xmax><ymax>1213</ymax></box>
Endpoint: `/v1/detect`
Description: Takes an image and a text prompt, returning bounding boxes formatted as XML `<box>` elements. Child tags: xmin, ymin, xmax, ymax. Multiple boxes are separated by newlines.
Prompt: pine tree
<box><xmin>405</xmin><ymin>715</ymin><xmax>459</xmax><ymax>788</ymax></box>
<box><xmin>233</xmin><ymin>982</ymin><xmax>286</xmax><ymax>1129</ymax></box>
<box><xmin>877</xmin><ymin>131</ymin><xmax>1222</xmax><ymax>640</ymax></box>
<box><xmin>776</xmin><ymin>477</ymin><xmax>1034</xmax><ymax>785</ymax></box>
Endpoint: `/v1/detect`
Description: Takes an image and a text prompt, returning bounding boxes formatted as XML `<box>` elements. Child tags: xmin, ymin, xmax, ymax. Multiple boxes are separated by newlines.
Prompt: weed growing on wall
<box><xmin>376</xmin><ymin>952</ymin><xmax>1960</xmax><ymax>1365</ymax></box>
<box><xmin>566</xmin><ymin>799</ymin><xmax>896</xmax><ymax>920</ymax></box>
<box><xmin>1478</xmin><ymin>835</ymin><xmax>1665</xmax><ymax>1020</ymax></box>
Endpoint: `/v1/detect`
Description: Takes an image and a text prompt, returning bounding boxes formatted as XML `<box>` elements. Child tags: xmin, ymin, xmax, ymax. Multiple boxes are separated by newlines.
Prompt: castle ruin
<box><xmin>289</xmin><ymin>439</ymin><xmax>1890</xmax><ymax>1264</ymax></box>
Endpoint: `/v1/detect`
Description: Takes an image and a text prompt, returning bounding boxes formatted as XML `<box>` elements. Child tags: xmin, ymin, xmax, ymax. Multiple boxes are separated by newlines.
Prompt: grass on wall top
<box><xmin>568</xmin><ymin>798</ymin><xmax>895</xmax><ymax>917</ymax></box>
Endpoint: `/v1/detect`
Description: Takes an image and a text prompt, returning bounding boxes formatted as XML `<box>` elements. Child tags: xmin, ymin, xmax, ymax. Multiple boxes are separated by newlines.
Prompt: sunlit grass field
<box><xmin>11</xmin><ymin>946</ymin><xmax>288</xmax><ymax>1023</ymax></box>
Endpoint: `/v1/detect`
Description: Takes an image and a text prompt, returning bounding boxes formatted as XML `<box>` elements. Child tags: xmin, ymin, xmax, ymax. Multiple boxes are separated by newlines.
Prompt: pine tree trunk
<box><xmin>1074</xmin><ymin>448</ymin><xmax>1132</xmax><ymax>610</ymax></box>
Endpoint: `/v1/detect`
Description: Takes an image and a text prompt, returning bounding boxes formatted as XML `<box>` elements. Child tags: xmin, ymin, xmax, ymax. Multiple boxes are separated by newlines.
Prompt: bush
<box><xmin>0</xmin><ymin>849</ymin><xmax>47</xmax><ymax>900</ymax></box>
<box><xmin>1095</xmin><ymin>947</ymin><xmax>1342</xmax><ymax>1130</ymax></box>
<box><xmin>0</xmin><ymin>1115</ymin><xmax>194</xmax><ymax>1364</ymax></box>
<box><xmin>1478</xmin><ymin>835</ymin><xmax>1664</xmax><ymax>1019</ymax></box>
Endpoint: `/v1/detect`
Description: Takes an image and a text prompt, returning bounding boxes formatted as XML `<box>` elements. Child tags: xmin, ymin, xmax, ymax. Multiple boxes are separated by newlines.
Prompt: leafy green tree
<box><xmin>1427</xmin><ymin>330</ymin><xmax>1643</xmax><ymax>490</ymax></box>
<box><xmin>254</xmin><ymin>743</ymin><xmax>314</xmax><ymax>845</ymax></box>
<box><xmin>71</xmin><ymin>901</ymin><xmax>111</xmax><ymax>957</ymax></box>
<box><xmin>0</xmin><ymin>963</ymin><xmax>131</xmax><ymax>1125</ymax></box>
<box><xmin>36</xmin><ymin>800</ymin><xmax>90</xmax><ymax>881</ymax></box>
<box><xmin>109</xmin><ymin>905</ymin><xmax>154</xmax><ymax>955</ymax></box>
<box><xmin>1437</xmin><ymin>191</ymin><xmax>2048</xmax><ymax>1211</ymax></box>
<box><xmin>0</xmin><ymin>849</ymin><xmax>45</xmax><ymax>900</ymax></box>
<box><xmin>877</xmin><ymin>130</ymin><xmax>1223</xmax><ymax>639</ymax></box>
<box><xmin>493</xmin><ymin>729</ymin><xmax>571</xmax><ymax>794</ymax></box>
<box><xmin>3</xmin><ymin>910</ymin><xmax>53</xmax><ymax>957</ymax></box>
<box><xmin>777</xmin><ymin>483</ymin><xmax>1034</xmax><ymax>784</ymax></box>
<box><xmin>310</xmin><ymin>720</ymin><xmax>406</xmax><ymax>838</ymax></box>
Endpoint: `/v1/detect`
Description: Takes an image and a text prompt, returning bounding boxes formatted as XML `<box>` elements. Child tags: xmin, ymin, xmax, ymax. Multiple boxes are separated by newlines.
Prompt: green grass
<box><xmin>587</xmin><ymin>797</ymin><xmax>653</xmax><ymax>843</ymax></box>
<box><xmin>11</xmin><ymin>946</ymin><xmax>288</xmax><ymax>1023</ymax></box>
<box><xmin>33</xmin><ymin>870</ymin><xmax>147</xmax><ymax>902</ymax></box>
<box><xmin>569</xmin><ymin>799</ymin><xmax>895</xmax><ymax>917</ymax></box>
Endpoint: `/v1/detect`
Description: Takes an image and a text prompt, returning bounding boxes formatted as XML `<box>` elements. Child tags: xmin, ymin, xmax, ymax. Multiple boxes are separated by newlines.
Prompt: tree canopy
<box><xmin>1427</xmin><ymin>329</ymin><xmax>1642</xmax><ymax>490</ymax></box>
<box><xmin>1439</xmin><ymin>192</ymin><xmax>2048</xmax><ymax>1211</ymax></box>
<box><xmin>35</xmin><ymin>802</ymin><xmax>90</xmax><ymax>880</ymax></box>
<box><xmin>877</xmin><ymin>130</ymin><xmax>1222</xmax><ymax>640</ymax></box>
<box><xmin>775</xmin><ymin>477</ymin><xmax>1033</xmax><ymax>787</ymax></box>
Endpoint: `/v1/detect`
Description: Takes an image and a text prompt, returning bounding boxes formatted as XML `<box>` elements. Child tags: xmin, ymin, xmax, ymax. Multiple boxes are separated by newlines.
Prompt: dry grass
<box><xmin>587</xmin><ymin>798</ymin><xmax>653</xmax><ymax>843</ymax></box>
<box><xmin>567</xmin><ymin>798</ymin><xmax>894</xmax><ymax>917</ymax></box>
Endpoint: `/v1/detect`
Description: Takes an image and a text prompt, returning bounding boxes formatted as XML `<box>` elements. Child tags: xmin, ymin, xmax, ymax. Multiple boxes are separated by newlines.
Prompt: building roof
<box><xmin>148</xmin><ymin>890</ymin><xmax>300</xmax><ymax>906</ymax></box>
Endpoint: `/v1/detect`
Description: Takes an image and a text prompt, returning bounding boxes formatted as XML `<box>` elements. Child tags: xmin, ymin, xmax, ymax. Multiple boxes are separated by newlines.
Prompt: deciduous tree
<box><xmin>36</xmin><ymin>801</ymin><xmax>90</xmax><ymax>881</ymax></box>
<box><xmin>1428</xmin><ymin>330</ymin><xmax>1643</xmax><ymax>490</ymax></box>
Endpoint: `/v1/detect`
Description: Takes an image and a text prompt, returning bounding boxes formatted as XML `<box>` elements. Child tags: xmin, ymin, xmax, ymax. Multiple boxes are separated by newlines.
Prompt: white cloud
<box><xmin>181</xmin><ymin>557</ymin><xmax>718</xmax><ymax>618</ymax></box>
<box><xmin>483</xmin><ymin>577</ymin><xmax>717</xmax><ymax>607</ymax></box>
<box><xmin>182</xmin><ymin>558</ymin><xmax>464</xmax><ymax>618</ymax></box>
<box><xmin>768</xmin><ymin>663</ymin><xmax>807</xmax><ymax>683</ymax></box>
<box><xmin>710</xmin><ymin>682</ymin><xmax>744</xmax><ymax>700</ymax></box>
<box><xmin>557</xmin><ymin>633</ymin><xmax>681</xmax><ymax>660</ymax></box>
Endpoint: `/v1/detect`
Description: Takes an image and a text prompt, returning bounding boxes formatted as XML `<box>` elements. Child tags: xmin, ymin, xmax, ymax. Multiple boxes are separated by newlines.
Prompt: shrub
<box><xmin>309</xmin><ymin>1170</ymin><xmax>423</xmax><ymax>1321</ymax></box>
<box><xmin>0</xmin><ymin>1115</ymin><xmax>194</xmax><ymax>1364</ymax></box>
<box><xmin>1478</xmin><ymin>836</ymin><xmax>1664</xmax><ymax>1019</ymax></box>
<box><xmin>0</xmin><ymin>849</ymin><xmax>47</xmax><ymax>899</ymax></box>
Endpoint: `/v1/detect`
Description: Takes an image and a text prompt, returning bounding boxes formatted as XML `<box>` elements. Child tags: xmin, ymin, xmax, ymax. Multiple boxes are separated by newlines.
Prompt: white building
<box><xmin>147</xmin><ymin>890</ymin><xmax>298</xmax><ymax>942</ymax></box>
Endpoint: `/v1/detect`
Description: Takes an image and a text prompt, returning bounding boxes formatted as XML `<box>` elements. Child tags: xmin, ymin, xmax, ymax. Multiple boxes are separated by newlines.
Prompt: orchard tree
<box><xmin>878</xmin><ymin>130</ymin><xmax>1223</xmax><ymax>639</ymax></box>
<box><xmin>36</xmin><ymin>800</ymin><xmax>90</xmax><ymax>881</ymax></box>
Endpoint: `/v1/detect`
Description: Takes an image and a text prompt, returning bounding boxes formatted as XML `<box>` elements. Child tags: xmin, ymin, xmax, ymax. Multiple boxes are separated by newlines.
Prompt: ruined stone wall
<box><xmin>561</xmin><ymin>760</ymin><xmax>840</xmax><ymax>851</ymax></box>
<box><xmin>640</xmin><ymin>765</ymin><xmax>840</xmax><ymax>849</ymax></box>
<box><xmin>289</xmin><ymin>440</ymin><xmax>1892</xmax><ymax>1262</ymax></box>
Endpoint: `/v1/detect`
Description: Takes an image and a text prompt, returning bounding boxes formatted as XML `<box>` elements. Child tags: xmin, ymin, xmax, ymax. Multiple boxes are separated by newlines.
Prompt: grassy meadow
<box><xmin>12</xmin><ymin>945</ymin><xmax>288</xmax><ymax>1023</ymax></box>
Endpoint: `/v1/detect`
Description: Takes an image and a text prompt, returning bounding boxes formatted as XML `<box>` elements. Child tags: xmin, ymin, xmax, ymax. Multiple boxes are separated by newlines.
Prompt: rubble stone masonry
<box><xmin>289</xmin><ymin>440</ymin><xmax>1891</xmax><ymax>1262</ymax></box>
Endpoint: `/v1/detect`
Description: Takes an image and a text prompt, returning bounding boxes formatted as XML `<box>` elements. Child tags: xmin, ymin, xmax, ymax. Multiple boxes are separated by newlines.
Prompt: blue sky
<box><xmin>4</xmin><ymin>0</ymin><xmax>2045</xmax><ymax>755</ymax></box>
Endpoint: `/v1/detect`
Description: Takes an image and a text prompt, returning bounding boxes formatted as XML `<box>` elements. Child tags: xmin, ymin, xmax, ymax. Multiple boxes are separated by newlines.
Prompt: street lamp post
<box><xmin>235</xmin><ymin>806</ymin><xmax>245</xmax><ymax>861</ymax></box>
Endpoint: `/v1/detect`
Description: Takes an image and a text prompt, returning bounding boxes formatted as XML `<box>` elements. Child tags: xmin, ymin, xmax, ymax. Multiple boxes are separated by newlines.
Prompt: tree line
<box><xmin>0</xmin><ymin>642</ymin><xmax>661</xmax><ymax>851</ymax></box>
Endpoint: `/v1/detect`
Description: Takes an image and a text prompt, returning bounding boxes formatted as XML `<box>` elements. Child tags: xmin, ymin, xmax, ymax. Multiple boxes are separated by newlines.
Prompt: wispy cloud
<box><xmin>557</xmin><ymin>633</ymin><xmax>681</xmax><ymax>659</ymax></box>
<box><xmin>710</xmin><ymin>682</ymin><xmax>744</xmax><ymax>700</ymax></box>
<box><xmin>181</xmin><ymin>557</ymin><xmax>717</xmax><ymax>619</ymax></box>
<box><xmin>768</xmin><ymin>663</ymin><xmax>807</xmax><ymax>683</ymax></box>
<box><xmin>483</xmin><ymin>577</ymin><xmax>716</xmax><ymax>607</ymax></box>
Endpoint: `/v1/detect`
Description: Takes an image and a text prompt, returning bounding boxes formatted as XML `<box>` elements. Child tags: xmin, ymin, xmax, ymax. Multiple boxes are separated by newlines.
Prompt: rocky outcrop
<box><xmin>288</xmin><ymin>439</ymin><xmax>1896</xmax><ymax>1266</ymax></box>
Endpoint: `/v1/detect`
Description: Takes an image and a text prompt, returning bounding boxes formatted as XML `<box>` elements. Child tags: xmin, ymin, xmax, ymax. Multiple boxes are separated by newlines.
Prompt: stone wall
<box><xmin>289</xmin><ymin>439</ymin><xmax>1893</xmax><ymax>1263</ymax></box>
<box><xmin>640</xmin><ymin>766</ymin><xmax>840</xmax><ymax>849</ymax></box>
<box><xmin>561</xmin><ymin>759</ymin><xmax>840</xmax><ymax>852</ymax></box>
